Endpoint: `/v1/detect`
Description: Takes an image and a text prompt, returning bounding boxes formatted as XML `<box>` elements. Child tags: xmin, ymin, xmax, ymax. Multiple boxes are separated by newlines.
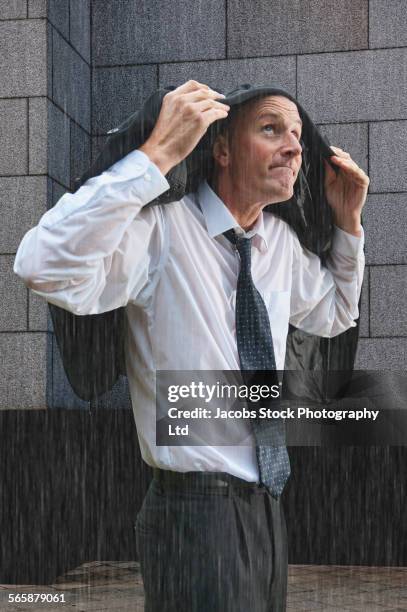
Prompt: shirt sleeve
<box><xmin>13</xmin><ymin>149</ymin><xmax>171</xmax><ymax>315</ymax></box>
<box><xmin>289</xmin><ymin>225</ymin><xmax>365</xmax><ymax>337</ymax></box>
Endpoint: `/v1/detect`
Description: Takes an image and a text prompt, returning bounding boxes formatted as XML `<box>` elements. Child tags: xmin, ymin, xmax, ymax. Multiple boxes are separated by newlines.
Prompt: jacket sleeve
<box><xmin>289</xmin><ymin>225</ymin><xmax>365</xmax><ymax>337</ymax></box>
<box><xmin>13</xmin><ymin>149</ymin><xmax>171</xmax><ymax>315</ymax></box>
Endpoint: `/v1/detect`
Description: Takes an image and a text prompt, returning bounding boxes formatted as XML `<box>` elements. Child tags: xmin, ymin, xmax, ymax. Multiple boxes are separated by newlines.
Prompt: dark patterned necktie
<box><xmin>224</xmin><ymin>228</ymin><xmax>291</xmax><ymax>498</ymax></box>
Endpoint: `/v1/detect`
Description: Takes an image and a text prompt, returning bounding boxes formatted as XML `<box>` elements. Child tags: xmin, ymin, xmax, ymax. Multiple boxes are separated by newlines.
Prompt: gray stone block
<box><xmin>369</xmin><ymin>121</ymin><xmax>407</xmax><ymax>193</ymax></box>
<box><xmin>228</xmin><ymin>0</ymin><xmax>368</xmax><ymax>57</ymax></box>
<box><xmin>0</xmin><ymin>98</ymin><xmax>27</xmax><ymax>176</ymax></box>
<box><xmin>29</xmin><ymin>290</ymin><xmax>50</xmax><ymax>331</ymax></box>
<box><xmin>69</xmin><ymin>0</ymin><xmax>90</xmax><ymax>63</ymax></box>
<box><xmin>369</xmin><ymin>0</ymin><xmax>407</xmax><ymax>49</ymax></box>
<box><xmin>298</xmin><ymin>49</ymin><xmax>407</xmax><ymax>123</ymax></box>
<box><xmin>28</xmin><ymin>0</ymin><xmax>47</xmax><ymax>18</ymax></box>
<box><xmin>52</xmin><ymin>28</ymin><xmax>90</xmax><ymax>131</ymax></box>
<box><xmin>0</xmin><ymin>332</ymin><xmax>48</xmax><ymax>409</ymax></box>
<box><xmin>0</xmin><ymin>0</ymin><xmax>27</xmax><ymax>19</ymax></box>
<box><xmin>363</xmin><ymin>193</ymin><xmax>407</xmax><ymax>265</ymax></box>
<box><xmin>47</xmin><ymin>17</ymin><xmax>53</xmax><ymax>95</ymax></box>
<box><xmin>370</xmin><ymin>266</ymin><xmax>407</xmax><ymax>337</ymax></box>
<box><xmin>29</xmin><ymin>97</ymin><xmax>47</xmax><ymax>175</ymax></box>
<box><xmin>92</xmin><ymin>0</ymin><xmax>225</xmax><ymax>66</ymax></box>
<box><xmin>92</xmin><ymin>65</ymin><xmax>157</xmax><ymax>135</ymax></box>
<box><xmin>0</xmin><ymin>255</ymin><xmax>27</xmax><ymax>331</ymax></box>
<box><xmin>355</xmin><ymin>338</ymin><xmax>407</xmax><ymax>369</ymax></box>
<box><xmin>51</xmin><ymin>334</ymin><xmax>90</xmax><ymax>409</ymax></box>
<box><xmin>0</xmin><ymin>176</ymin><xmax>47</xmax><ymax>252</ymax></box>
<box><xmin>48</xmin><ymin>0</ymin><xmax>69</xmax><ymax>38</ymax></box>
<box><xmin>159</xmin><ymin>56</ymin><xmax>296</xmax><ymax>95</ymax></box>
<box><xmin>359</xmin><ymin>271</ymin><xmax>369</xmax><ymax>338</ymax></box>
<box><xmin>70</xmin><ymin>121</ymin><xmax>91</xmax><ymax>191</ymax></box>
<box><xmin>48</xmin><ymin>100</ymin><xmax>70</xmax><ymax>187</ymax></box>
<box><xmin>0</xmin><ymin>20</ymin><xmax>47</xmax><ymax>97</ymax></box>
<box><xmin>317</xmin><ymin>123</ymin><xmax>368</xmax><ymax>172</ymax></box>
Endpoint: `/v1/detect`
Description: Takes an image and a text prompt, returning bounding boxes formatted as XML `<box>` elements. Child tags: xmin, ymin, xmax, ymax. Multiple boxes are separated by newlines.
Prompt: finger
<box><xmin>330</xmin><ymin>146</ymin><xmax>351</xmax><ymax>159</ymax></box>
<box><xmin>181</xmin><ymin>88</ymin><xmax>227</xmax><ymax>104</ymax></box>
<box><xmin>176</xmin><ymin>80</ymin><xmax>209</xmax><ymax>93</ymax></box>
<box><xmin>335</xmin><ymin>158</ymin><xmax>369</xmax><ymax>185</ymax></box>
<box><xmin>330</xmin><ymin>156</ymin><xmax>369</xmax><ymax>185</ymax></box>
<box><xmin>177</xmin><ymin>98</ymin><xmax>229</xmax><ymax>123</ymax></box>
<box><xmin>175</xmin><ymin>80</ymin><xmax>225</xmax><ymax>100</ymax></box>
<box><xmin>323</xmin><ymin>158</ymin><xmax>336</xmax><ymax>179</ymax></box>
<box><xmin>330</xmin><ymin>156</ymin><xmax>364</xmax><ymax>173</ymax></box>
<box><xmin>201</xmin><ymin>106</ymin><xmax>230</xmax><ymax>127</ymax></box>
<box><xmin>191</xmin><ymin>98</ymin><xmax>230</xmax><ymax>113</ymax></box>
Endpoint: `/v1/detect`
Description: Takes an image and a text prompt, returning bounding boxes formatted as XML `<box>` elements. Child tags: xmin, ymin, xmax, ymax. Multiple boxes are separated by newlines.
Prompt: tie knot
<box><xmin>223</xmin><ymin>229</ymin><xmax>252</xmax><ymax>271</ymax></box>
<box><xmin>223</xmin><ymin>229</ymin><xmax>252</xmax><ymax>261</ymax></box>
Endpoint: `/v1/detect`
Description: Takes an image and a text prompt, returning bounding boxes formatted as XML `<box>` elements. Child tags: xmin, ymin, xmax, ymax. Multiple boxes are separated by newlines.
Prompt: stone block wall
<box><xmin>1</xmin><ymin>4</ymin><xmax>48</xmax><ymax>409</ymax></box>
<box><xmin>0</xmin><ymin>0</ymin><xmax>90</xmax><ymax>409</ymax></box>
<box><xmin>2</xmin><ymin>1</ymin><xmax>406</xmax><ymax>409</ymax></box>
<box><xmin>91</xmin><ymin>0</ymin><xmax>406</xmax><ymax>373</ymax></box>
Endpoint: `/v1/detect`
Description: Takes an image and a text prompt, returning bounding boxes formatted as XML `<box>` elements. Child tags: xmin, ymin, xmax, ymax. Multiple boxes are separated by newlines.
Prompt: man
<box><xmin>14</xmin><ymin>80</ymin><xmax>368</xmax><ymax>611</ymax></box>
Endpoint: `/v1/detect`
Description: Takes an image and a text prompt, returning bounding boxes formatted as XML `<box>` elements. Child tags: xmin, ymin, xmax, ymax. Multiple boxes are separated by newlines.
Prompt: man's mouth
<box><xmin>269</xmin><ymin>165</ymin><xmax>295</xmax><ymax>176</ymax></box>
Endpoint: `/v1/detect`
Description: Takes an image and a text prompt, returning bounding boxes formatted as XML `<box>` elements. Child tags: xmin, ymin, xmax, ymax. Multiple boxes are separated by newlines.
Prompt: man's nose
<box><xmin>281</xmin><ymin>133</ymin><xmax>302</xmax><ymax>157</ymax></box>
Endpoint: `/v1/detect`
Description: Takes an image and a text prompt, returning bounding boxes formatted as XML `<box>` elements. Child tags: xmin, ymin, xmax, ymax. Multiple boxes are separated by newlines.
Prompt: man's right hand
<box><xmin>138</xmin><ymin>80</ymin><xmax>229</xmax><ymax>176</ymax></box>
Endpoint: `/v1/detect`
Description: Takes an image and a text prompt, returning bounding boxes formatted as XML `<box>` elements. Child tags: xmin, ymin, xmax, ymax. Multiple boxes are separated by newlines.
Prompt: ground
<box><xmin>1</xmin><ymin>562</ymin><xmax>407</xmax><ymax>611</ymax></box>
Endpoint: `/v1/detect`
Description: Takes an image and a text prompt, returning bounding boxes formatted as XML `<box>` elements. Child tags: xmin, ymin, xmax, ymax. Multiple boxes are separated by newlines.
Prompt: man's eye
<box><xmin>263</xmin><ymin>124</ymin><xmax>275</xmax><ymax>133</ymax></box>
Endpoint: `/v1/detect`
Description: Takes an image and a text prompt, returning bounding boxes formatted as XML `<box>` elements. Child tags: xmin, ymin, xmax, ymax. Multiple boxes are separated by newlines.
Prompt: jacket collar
<box><xmin>196</xmin><ymin>180</ymin><xmax>269</xmax><ymax>253</ymax></box>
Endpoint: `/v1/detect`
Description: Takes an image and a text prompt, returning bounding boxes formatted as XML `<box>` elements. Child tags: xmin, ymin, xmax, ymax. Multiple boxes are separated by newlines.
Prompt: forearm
<box><xmin>290</xmin><ymin>226</ymin><xmax>365</xmax><ymax>337</ymax></box>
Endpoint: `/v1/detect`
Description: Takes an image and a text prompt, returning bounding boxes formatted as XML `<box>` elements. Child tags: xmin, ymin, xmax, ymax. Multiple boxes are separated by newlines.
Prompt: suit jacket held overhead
<box><xmin>48</xmin><ymin>83</ymin><xmax>361</xmax><ymax>401</ymax></box>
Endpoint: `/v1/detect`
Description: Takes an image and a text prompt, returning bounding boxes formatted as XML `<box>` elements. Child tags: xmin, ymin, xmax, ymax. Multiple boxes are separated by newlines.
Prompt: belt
<box><xmin>153</xmin><ymin>468</ymin><xmax>266</xmax><ymax>494</ymax></box>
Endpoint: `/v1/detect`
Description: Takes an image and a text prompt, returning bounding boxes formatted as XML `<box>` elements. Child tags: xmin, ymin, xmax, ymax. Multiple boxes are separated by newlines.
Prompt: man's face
<box><xmin>216</xmin><ymin>95</ymin><xmax>303</xmax><ymax>204</ymax></box>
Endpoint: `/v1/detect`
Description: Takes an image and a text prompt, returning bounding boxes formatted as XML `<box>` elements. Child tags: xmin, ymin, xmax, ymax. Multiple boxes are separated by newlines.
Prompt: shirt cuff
<box><xmin>331</xmin><ymin>225</ymin><xmax>365</xmax><ymax>258</ymax></box>
<box><xmin>110</xmin><ymin>148</ymin><xmax>171</xmax><ymax>203</ymax></box>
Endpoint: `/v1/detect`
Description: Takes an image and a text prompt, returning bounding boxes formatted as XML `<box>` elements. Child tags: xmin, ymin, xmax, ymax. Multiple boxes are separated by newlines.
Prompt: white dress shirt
<box><xmin>14</xmin><ymin>148</ymin><xmax>365</xmax><ymax>483</ymax></box>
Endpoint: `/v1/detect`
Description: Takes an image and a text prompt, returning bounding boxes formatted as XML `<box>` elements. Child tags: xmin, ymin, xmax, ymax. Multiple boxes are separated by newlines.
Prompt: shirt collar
<box><xmin>196</xmin><ymin>180</ymin><xmax>269</xmax><ymax>253</ymax></box>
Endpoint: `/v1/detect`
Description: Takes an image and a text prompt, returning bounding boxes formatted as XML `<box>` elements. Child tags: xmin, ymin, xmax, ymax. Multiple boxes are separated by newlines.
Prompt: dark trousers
<box><xmin>135</xmin><ymin>471</ymin><xmax>288</xmax><ymax>611</ymax></box>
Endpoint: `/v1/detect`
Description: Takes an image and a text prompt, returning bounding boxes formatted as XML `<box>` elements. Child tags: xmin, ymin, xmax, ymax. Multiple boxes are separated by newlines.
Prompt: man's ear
<box><xmin>212</xmin><ymin>133</ymin><xmax>230</xmax><ymax>168</ymax></box>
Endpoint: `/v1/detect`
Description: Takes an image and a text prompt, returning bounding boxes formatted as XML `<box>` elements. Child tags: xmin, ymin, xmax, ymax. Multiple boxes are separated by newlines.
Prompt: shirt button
<box><xmin>133</xmin><ymin>164</ymin><xmax>142</xmax><ymax>172</ymax></box>
<box><xmin>144</xmin><ymin>172</ymin><xmax>151</xmax><ymax>181</ymax></box>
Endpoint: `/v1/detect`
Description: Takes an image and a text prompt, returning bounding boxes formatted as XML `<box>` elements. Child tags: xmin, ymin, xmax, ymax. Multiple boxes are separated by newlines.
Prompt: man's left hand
<box><xmin>324</xmin><ymin>146</ymin><xmax>369</xmax><ymax>237</ymax></box>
